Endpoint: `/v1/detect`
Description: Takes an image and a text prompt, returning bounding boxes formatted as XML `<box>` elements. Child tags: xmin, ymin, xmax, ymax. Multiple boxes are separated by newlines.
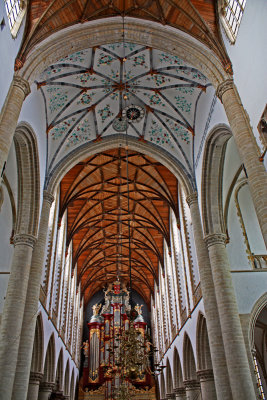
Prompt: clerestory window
<box><xmin>4</xmin><ymin>0</ymin><xmax>26</xmax><ymax>38</ymax></box>
<box><xmin>221</xmin><ymin>0</ymin><xmax>246</xmax><ymax>43</ymax></box>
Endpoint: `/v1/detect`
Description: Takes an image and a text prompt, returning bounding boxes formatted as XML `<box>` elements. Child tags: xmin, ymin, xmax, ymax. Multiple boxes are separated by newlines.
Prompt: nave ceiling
<box><xmin>17</xmin><ymin>0</ymin><xmax>231</xmax><ymax>71</ymax></box>
<box><xmin>60</xmin><ymin>149</ymin><xmax>179</xmax><ymax>306</ymax></box>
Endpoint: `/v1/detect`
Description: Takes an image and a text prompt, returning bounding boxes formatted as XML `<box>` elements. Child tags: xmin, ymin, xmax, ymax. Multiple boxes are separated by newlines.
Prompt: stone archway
<box><xmin>196</xmin><ymin>313</ymin><xmax>217</xmax><ymax>399</ymax></box>
<box><xmin>183</xmin><ymin>333</ymin><xmax>200</xmax><ymax>400</ymax></box>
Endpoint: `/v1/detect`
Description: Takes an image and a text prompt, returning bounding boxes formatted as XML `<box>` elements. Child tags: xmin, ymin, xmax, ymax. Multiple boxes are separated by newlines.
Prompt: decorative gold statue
<box><xmin>134</xmin><ymin>304</ymin><xmax>143</xmax><ymax>315</ymax></box>
<box><xmin>92</xmin><ymin>303</ymin><xmax>101</xmax><ymax>316</ymax></box>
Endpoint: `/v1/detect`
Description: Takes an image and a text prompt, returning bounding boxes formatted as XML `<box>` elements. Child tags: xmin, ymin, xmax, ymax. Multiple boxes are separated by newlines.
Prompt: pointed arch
<box><xmin>42</xmin><ymin>333</ymin><xmax>56</xmax><ymax>383</ymax></box>
<box><xmin>160</xmin><ymin>372</ymin><xmax>166</xmax><ymax>399</ymax></box>
<box><xmin>166</xmin><ymin>358</ymin><xmax>174</xmax><ymax>394</ymax></box>
<box><xmin>201</xmin><ymin>124</ymin><xmax>232</xmax><ymax>236</ymax></box>
<box><xmin>196</xmin><ymin>312</ymin><xmax>213</xmax><ymax>371</ymax></box>
<box><xmin>30</xmin><ymin>313</ymin><xmax>44</xmax><ymax>373</ymax></box>
<box><xmin>70</xmin><ymin>368</ymin><xmax>75</xmax><ymax>400</ymax></box>
<box><xmin>183</xmin><ymin>333</ymin><xmax>197</xmax><ymax>381</ymax></box>
<box><xmin>55</xmin><ymin>348</ymin><xmax>64</xmax><ymax>392</ymax></box>
<box><xmin>64</xmin><ymin>359</ymin><xmax>70</xmax><ymax>396</ymax></box>
<box><xmin>13</xmin><ymin>122</ymin><xmax>40</xmax><ymax>237</ymax></box>
<box><xmin>173</xmin><ymin>347</ymin><xmax>184</xmax><ymax>389</ymax></box>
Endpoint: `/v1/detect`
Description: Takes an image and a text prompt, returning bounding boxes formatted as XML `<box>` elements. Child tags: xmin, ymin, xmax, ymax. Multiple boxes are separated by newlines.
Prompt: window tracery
<box><xmin>4</xmin><ymin>0</ymin><xmax>26</xmax><ymax>37</ymax></box>
<box><xmin>221</xmin><ymin>0</ymin><xmax>246</xmax><ymax>43</ymax></box>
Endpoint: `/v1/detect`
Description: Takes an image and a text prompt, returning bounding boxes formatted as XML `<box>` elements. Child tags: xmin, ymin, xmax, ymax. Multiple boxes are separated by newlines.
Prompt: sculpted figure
<box><xmin>82</xmin><ymin>340</ymin><xmax>89</xmax><ymax>357</ymax></box>
<box><xmin>92</xmin><ymin>303</ymin><xmax>101</xmax><ymax>316</ymax></box>
<box><xmin>135</xmin><ymin>304</ymin><xmax>143</xmax><ymax>315</ymax></box>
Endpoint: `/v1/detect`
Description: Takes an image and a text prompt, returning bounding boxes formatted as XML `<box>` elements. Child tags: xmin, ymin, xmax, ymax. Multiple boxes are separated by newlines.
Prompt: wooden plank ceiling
<box><xmin>16</xmin><ymin>0</ymin><xmax>232</xmax><ymax>73</ymax></box>
<box><xmin>60</xmin><ymin>149</ymin><xmax>179</xmax><ymax>305</ymax></box>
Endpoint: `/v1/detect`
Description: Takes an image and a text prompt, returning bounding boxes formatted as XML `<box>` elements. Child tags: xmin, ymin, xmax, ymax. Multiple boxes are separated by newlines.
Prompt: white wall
<box><xmin>220</xmin><ymin>0</ymin><xmax>267</xmax><ymax>157</ymax></box>
<box><xmin>0</xmin><ymin>2</ymin><xmax>25</xmax><ymax>112</ymax></box>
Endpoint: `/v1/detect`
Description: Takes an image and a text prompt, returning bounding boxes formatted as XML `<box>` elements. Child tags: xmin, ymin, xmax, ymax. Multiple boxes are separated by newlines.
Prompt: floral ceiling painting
<box><xmin>37</xmin><ymin>42</ymin><xmax>211</xmax><ymax>185</ymax></box>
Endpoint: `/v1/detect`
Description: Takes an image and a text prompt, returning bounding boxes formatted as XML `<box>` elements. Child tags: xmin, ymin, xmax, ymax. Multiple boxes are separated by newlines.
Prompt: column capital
<box><xmin>186</xmin><ymin>192</ymin><xmax>198</xmax><ymax>207</ymax></box>
<box><xmin>204</xmin><ymin>233</ymin><xmax>227</xmax><ymax>248</ymax></box>
<box><xmin>13</xmin><ymin>75</ymin><xmax>31</xmax><ymax>97</ymax></box>
<box><xmin>13</xmin><ymin>233</ymin><xmax>37</xmax><ymax>248</ymax></box>
<box><xmin>183</xmin><ymin>379</ymin><xmax>200</xmax><ymax>390</ymax></box>
<box><xmin>197</xmin><ymin>368</ymin><xmax>214</xmax><ymax>382</ymax></box>
<box><xmin>216</xmin><ymin>78</ymin><xmax>234</xmax><ymax>101</ymax></box>
<box><xmin>29</xmin><ymin>371</ymin><xmax>43</xmax><ymax>383</ymax></box>
<box><xmin>174</xmin><ymin>387</ymin><xmax>186</xmax><ymax>395</ymax></box>
<box><xmin>39</xmin><ymin>381</ymin><xmax>54</xmax><ymax>392</ymax></box>
<box><xmin>43</xmin><ymin>190</ymin><xmax>55</xmax><ymax>205</ymax></box>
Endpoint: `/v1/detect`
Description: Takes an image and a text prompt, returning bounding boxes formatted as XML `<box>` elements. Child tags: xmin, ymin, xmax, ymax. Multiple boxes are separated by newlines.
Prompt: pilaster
<box><xmin>186</xmin><ymin>192</ymin><xmax>232</xmax><ymax>400</ymax></box>
<box><xmin>0</xmin><ymin>75</ymin><xmax>30</xmax><ymax>178</ymax></box>
<box><xmin>204</xmin><ymin>232</ymin><xmax>257</xmax><ymax>399</ymax></box>
<box><xmin>217</xmin><ymin>78</ymin><xmax>267</xmax><ymax>247</ymax></box>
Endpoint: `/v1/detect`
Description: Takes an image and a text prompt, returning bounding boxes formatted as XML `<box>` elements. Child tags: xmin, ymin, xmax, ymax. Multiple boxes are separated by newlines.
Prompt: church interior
<box><xmin>0</xmin><ymin>1</ymin><xmax>266</xmax><ymax>399</ymax></box>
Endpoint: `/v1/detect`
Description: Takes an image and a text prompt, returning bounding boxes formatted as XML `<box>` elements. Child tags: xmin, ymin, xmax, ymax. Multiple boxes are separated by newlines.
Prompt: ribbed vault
<box><xmin>60</xmin><ymin>148</ymin><xmax>179</xmax><ymax>305</ymax></box>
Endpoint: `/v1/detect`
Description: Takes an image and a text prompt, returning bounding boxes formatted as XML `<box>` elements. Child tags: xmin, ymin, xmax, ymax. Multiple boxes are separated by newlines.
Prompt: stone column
<box><xmin>174</xmin><ymin>387</ymin><xmax>186</xmax><ymax>400</ymax></box>
<box><xmin>12</xmin><ymin>191</ymin><xmax>55</xmax><ymax>400</ymax></box>
<box><xmin>27</xmin><ymin>372</ymin><xmax>43</xmax><ymax>400</ymax></box>
<box><xmin>38</xmin><ymin>382</ymin><xmax>54</xmax><ymax>400</ymax></box>
<box><xmin>183</xmin><ymin>380</ymin><xmax>200</xmax><ymax>400</ymax></box>
<box><xmin>217</xmin><ymin>79</ymin><xmax>267</xmax><ymax>246</ymax></box>
<box><xmin>166</xmin><ymin>394</ymin><xmax>175</xmax><ymax>400</ymax></box>
<box><xmin>0</xmin><ymin>233</ymin><xmax>36</xmax><ymax>400</ymax></box>
<box><xmin>205</xmin><ymin>233</ymin><xmax>257</xmax><ymax>399</ymax></box>
<box><xmin>186</xmin><ymin>193</ymin><xmax>232</xmax><ymax>400</ymax></box>
<box><xmin>0</xmin><ymin>76</ymin><xmax>30</xmax><ymax>178</ymax></box>
<box><xmin>197</xmin><ymin>369</ymin><xmax>216</xmax><ymax>400</ymax></box>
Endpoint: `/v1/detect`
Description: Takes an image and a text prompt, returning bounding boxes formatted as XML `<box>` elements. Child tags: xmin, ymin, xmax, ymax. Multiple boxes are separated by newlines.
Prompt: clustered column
<box><xmin>217</xmin><ymin>79</ymin><xmax>267</xmax><ymax>246</ymax></box>
<box><xmin>26</xmin><ymin>372</ymin><xmax>43</xmax><ymax>400</ymax></box>
<box><xmin>12</xmin><ymin>191</ymin><xmax>55</xmax><ymax>400</ymax></box>
<box><xmin>204</xmin><ymin>233</ymin><xmax>257</xmax><ymax>399</ymax></box>
<box><xmin>174</xmin><ymin>387</ymin><xmax>186</xmax><ymax>400</ymax></box>
<box><xmin>38</xmin><ymin>382</ymin><xmax>54</xmax><ymax>400</ymax></box>
<box><xmin>183</xmin><ymin>380</ymin><xmax>200</xmax><ymax>400</ymax></box>
<box><xmin>0</xmin><ymin>76</ymin><xmax>30</xmax><ymax>177</ymax></box>
<box><xmin>0</xmin><ymin>233</ymin><xmax>36</xmax><ymax>400</ymax></box>
<box><xmin>197</xmin><ymin>369</ymin><xmax>216</xmax><ymax>400</ymax></box>
<box><xmin>186</xmin><ymin>193</ymin><xmax>232</xmax><ymax>400</ymax></box>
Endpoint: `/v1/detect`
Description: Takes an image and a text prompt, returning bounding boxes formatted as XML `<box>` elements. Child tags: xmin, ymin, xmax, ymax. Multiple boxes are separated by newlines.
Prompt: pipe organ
<box><xmin>82</xmin><ymin>281</ymin><xmax>154</xmax><ymax>399</ymax></box>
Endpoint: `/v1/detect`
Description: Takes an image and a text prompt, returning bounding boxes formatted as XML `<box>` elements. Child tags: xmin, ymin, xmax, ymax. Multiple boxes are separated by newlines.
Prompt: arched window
<box><xmin>221</xmin><ymin>0</ymin><xmax>246</xmax><ymax>43</ymax></box>
<box><xmin>4</xmin><ymin>0</ymin><xmax>26</xmax><ymax>37</ymax></box>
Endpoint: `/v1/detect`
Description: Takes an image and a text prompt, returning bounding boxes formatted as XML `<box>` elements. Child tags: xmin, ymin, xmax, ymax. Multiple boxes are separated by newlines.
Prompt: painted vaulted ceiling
<box><xmin>37</xmin><ymin>42</ymin><xmax>213</xmax><ymax>305</ymax></box>
<box><xmin>38</xmin><ymin>42</ymin><xmax>211</xmax><ymax>188</ymax></box>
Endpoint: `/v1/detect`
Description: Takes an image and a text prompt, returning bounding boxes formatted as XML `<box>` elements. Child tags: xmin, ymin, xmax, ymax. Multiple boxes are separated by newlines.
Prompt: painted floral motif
<box><xmin>50</xmin><ymin>118</ymin><xmax>77</xmax><ymax>140</ymax></box>
<box><xmin>176</xmin><ymin>87</ymin><xmax>194</xmax><ymax>95</ymax></box>
<box><xmin>106</xmin><ymin>43</ymin><xmax>137</xmax><ymax>52</ymax></box>
<box><xmin>77</xmin><ymin>92</ymin><xmax>96</xmax><ymax>106</ymax></box>
<box><xmin>108</xmin><ymin>92</ymin><xmax>119</xmax><ymax>101</ymax></box>
<box><xmin>192</xmin><ymin>71</ymin><xmax>207</xmax><ymax>81</ymax></box>
<box><xmin>174</xmin><ymin>95</ymin><xmax>192</xmax><ymax>113</ymax></box>
<box><xmin>75</xmin><ymin>73</ymin><xmax>96</xmax><ymax>84</ymax></box>
<box><xmin>47</xmin><ymin>87</ymin><xmax>69</xmax><ymax>113</ymax></box>
<box><xmin>165</xmin><ymin>119</ymin><xmax>190</xmax><ymax>144</ymax></box>
<box><xmin>130</xmin><ymin>54</ymin><xmax>147</xmax><ymax>67</ymax></box>
<box><xmin>97</xmin><ymin>104</ymin><xmax>114</xmax><ymax>123</ymax></box>
<box><xmin>146</xmin><ymin>74</ymin><xmax>171</xmax><ymax>87</ymax></box>
<box><xmin>159</xmin><ymin>53</ymin><xmax>183</xmax><ymax>65</ymax></box>
<box><xmin>124</xmin><ymin>70</ymin><xmax>134</xmax><ymax>81</ymax></box>
<box><xmin>58</xmin><ymin>51</ymin><xmax>86</xmax><ymax>63</ymax></box>
<box><xmin>108</xmin><ymin>69</ymin><xmax>120</xmax><ymax>80</ymax></box>
<box><xmin>144</xmin><ymin>92</ymin><xmax>166</xmax><ymax>107</ymax></box>
<box><xmin>66</xmin><ymin>118</ymin><xmax>91</xmax><ymax>147</ymax></box>
<box><xmin>148</xmin><ymin>120</ymin><xmax>174</xmax><ymax>149</ymax></box>
<box><xmin>40</xmin><ymin>66</ymin><xmax>62</xmax><ymax>80</ymax></box>
<box><xmin>97</xmin><ymin>53</ymin><xmax>116</xmax><ymax>67</ymax></box>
